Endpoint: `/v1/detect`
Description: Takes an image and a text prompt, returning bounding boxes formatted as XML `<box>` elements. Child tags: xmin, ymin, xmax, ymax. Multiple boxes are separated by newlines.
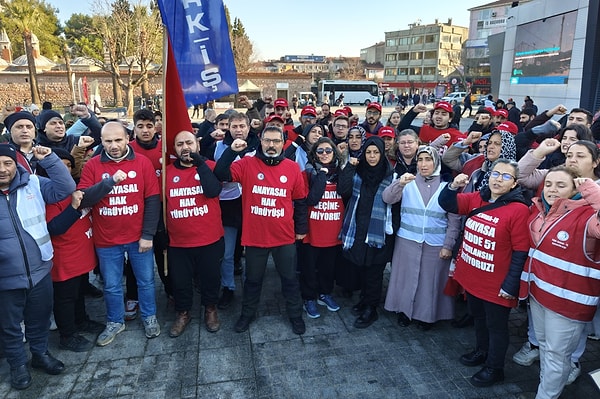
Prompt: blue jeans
<box><xmin>96</xmin><ymin>242</ymin><xmax>156</xmax><ymax>323</ymax></box>
<box><xmin>220</xmin><ymin>226</ymin><xmax>237</xmax><ymax>290</ymax></box>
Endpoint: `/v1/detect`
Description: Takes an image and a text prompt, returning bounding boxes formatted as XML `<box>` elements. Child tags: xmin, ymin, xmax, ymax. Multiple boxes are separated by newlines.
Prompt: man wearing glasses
<box><xmin>360</xmin><ymin>102</ymin><xmax>384</xmax><ymax>136</ymax></box>
<box><xmin>215</xmin><ymin>126</ymin><xmax>308</xmax><ymax>335</ymax></box>
<box><xmin>289</xmin><ymin>106</ymin><xmax>318</xmax><ymax>144</ymax></box>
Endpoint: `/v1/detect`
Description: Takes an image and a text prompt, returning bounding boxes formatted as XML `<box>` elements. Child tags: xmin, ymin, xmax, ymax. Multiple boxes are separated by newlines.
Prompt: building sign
<box><xmin>284</xmin><ymin>55</ymin><xmax>326</xmax><ymax>63</ymax></box>
<box><xmin>483</xmin><ymin>18</ymin><xmax>507</xmax><ymax>28</ymax></box>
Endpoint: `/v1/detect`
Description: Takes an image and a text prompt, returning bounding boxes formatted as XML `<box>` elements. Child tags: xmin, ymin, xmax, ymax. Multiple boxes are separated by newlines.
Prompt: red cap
<box><xmin>434</xmin><ymin>101</ymin><xmax>453</xmax><ymax>113</ymax></box>
<box><xmin>334</xmin><ymin>109</ymin><xmax>348</xmax><ymax>117</ymax></box>
<box><xmin>484</xmin><ymin>107</ymin><xmax>496</xmax><ymax>114</ymax></box>
<box><xmin>343</xmin><ymin>106</ymin><xmax>353</xmax><ymax>115</ymax></box>
<box><xmin>265</xmin><ymin>114</ymin><xmax>285</xmax><ymax>124</ymax></box>
<box><xmin>495</xmin><ymin>109</ymin><xmax>508</xmax><ymax>118</ymax></box>
<box><xmin>378</xmin><ymin>126</ymin><xmax>395</xmax><ymax>138</ymax></box>
<box><xmin>496</xmin><ymin>121</ymin><xmax>518</xmax><ymax>135</ymax></box>
<box><xmin>301</xmin><ymin>105</ymin><xmax>317</xmax><ymax>117</ymax></box>
<box><xmin>366</xmin><ymin>102</ymin><xmax>382</xmax><ymax>113</ymax></box>
<box><xmin>274</xmin><ymin>98</ymin><xmax>288</xmax><ymax>108</ymax></box>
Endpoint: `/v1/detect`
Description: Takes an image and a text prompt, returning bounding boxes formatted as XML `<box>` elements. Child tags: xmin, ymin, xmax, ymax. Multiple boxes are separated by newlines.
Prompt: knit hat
<box><xmin>0</xmin><ymin>143</ymin><xmax>18</xmax><ymax>162</ymax></box>
<box><xmin>4</xmin><ymin>111</ymin><xmax>36</xmax><ymax>132</ymax></box>
<box><xmin>39</xmin><ymin>110</ymin><xmax>63</xmax><ymax>131</ymax></box>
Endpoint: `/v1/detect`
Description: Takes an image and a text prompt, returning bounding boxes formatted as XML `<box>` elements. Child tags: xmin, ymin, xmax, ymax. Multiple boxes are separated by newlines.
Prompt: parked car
<box><xmin>441</xmin><ymin>91</ymin><xmax>467</xmax><ymax>103</ymax></box>
<box><xmin>472</xmin><ymin>94</ymin><xmax>488</xmax><ymax>106</ymax></box>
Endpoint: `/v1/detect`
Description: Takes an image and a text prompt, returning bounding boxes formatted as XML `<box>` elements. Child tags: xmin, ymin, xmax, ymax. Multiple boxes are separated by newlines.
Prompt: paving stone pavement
<box><xmin>0</xmin><ymin>261</ymin><xmax>599</xmax><ymax>398</ymax></box>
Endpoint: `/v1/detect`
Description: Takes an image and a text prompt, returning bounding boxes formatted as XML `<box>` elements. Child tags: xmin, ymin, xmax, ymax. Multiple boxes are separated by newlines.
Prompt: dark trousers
<box><xmin>53</xmin><ymin>273</ymin><xmax>88</xmax><ymax>338</ymax></box>
<box><xmin>300</xmin><ymin>245</ymin><xmax>339</xmax><ymax>300</ymax></box>
<box><xmin>358</xmin><ymin>262</ymin><xmax>387</xmax><ymax>307</ymax></box>
<box><xmin>242</xmin><ymin>245</ymin><xmax>303</xmax><ymax>319</ymax></box>
<box><xmin>168</xmin><ymin>238</ymin><xmax>224</xmax><ymax>311</ymax></box>
<box><xmin>126</xmin><ymin>221</ymin><xmax>172</xmax><ymax>300</ymax></box>
<box><xmin>467</xmin><ymin>292</ymin><xmax>511</xmax><ymax>369</ymax></box>
<box><xmin>0</xmin><ymin>273</ymin><xmax>52</xmax><ymax>368</ymax></box>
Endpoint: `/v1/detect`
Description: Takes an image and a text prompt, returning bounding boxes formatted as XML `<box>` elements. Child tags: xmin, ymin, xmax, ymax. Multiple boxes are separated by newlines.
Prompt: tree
<box><xmin>64</xmin><ymin>13</ymin><xmax>103</xmax><ymax>59</ymax></box>
<box><xmin>339</xmin><ymin>58</ymin><xmax>366</xmax><ymax>80</ymax></box>
<box><xmin>230</xmin><ymin>17</ymin><xmax>253</xmax><ymax>73</ymax></box>
<box><xmin>0</xmin><ymin>0</ymin><xmax>62</xmax><ymax>104</ymax></box>
<box><xmin>85</xmin><ymin>0</ymin><xmax>163</xmax><ymax>114</ymax></box>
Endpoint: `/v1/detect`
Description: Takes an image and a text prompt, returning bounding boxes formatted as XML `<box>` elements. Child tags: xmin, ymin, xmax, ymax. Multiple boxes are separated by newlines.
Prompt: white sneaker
<box><xmin>143</xmin><ymin>315</ymin><xmax>160</xmax><ymax>339</ymax></box>
<box><xmin>49</xmin><ymin>314</ymin><xmax>58</xmax><ymax>331</ymax></box>
<box><xmin>512</xmin><ymin>342</ymin><xmax>540</xmax><ymax>366</ymax></box>
<box><xmin>566</xmin><ymin>362</ymin><xmax>581</xmax><ymax>385</ymax></box>
<box><xmin>587</xmin><ymin>334</ymin><xmax>600</xmax><ymax>341</ymax></box>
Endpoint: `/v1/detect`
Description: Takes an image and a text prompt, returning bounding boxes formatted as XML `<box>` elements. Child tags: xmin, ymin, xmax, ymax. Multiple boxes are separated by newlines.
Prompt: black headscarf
<box><xmin>357</xmin><ymin>136</ymin><xmax>392</xmax><ymax>188</ymax></box>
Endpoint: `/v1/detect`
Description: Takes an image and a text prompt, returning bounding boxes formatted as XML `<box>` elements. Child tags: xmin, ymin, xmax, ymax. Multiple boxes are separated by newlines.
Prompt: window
<box><xmin>424</xmin><ymin>51</ymin><xmax>437</xmax><ymax>59</ymax></box>
<box><xmin>398</xmin><ymin>37</ymin><xmax>410</xmax><ymax>45</ymax></box>
<box><xmin>412</xmin><ymin>36</ymin><xmax>424</xmax><ymax>45</ymax></box>
<box><xmin>452</xmin><ymin>35</ymin><xmax>462</xmax><ymax>44</ymax></box>
<box><xmin>423</xmin><ymin>67</ymin><xmax>436</xmax><ymax>75</ymax></box>
<box><xmin>386</xmin><ymin>39</ymin><xmax>397</xmax><ymax>46</ymax></box>
<box><xmin>385</xmin><ymin>53</ymin><xmax>397</xmax><ymax>61</ymax></box>
<box><xmin>441</xmin><ymin>34</ymin><xmax>451</xmax><ymax>43</ymax></box>
<box><xmin>398</xmin><ymin>52</ymin><xmax>409</xmax><ymax>61</ymax></box>
<box><xmin>410</xmin><ymin>52</ymin><xmax>423</xmax><ymax>60</ymax></box>
<box><xmin>398</xmin><ymin>68</ymin><xmax>408</xmax><ymax>76</ymax></box>
<box><xmin>425</xmin><ymin>34</ymin><xmax>437</xmax><ymax>43</ymax></box>
<box><xmin>385</xmin><ymin>68</ymin><xmax>397</xmax><ymax>76</ymax></box>
<box><xmin>409</xmin><ymin>67</ymin><xmax>422</xmax><ymax>75</ymax></box>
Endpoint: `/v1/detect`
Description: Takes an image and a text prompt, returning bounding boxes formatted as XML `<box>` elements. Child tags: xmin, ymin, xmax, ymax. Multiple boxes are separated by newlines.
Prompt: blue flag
<box><xmin>156</xmin><ymin>0</ymin><xmax>238</xmax><ymax>106</ymax></box>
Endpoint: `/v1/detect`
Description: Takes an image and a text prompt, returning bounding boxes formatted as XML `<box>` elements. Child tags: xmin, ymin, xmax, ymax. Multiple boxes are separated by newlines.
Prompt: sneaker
<box><xmin>124</xmin><ymin>300</ymin><xmax>139</xmax><ymax>321</ymax></box>
<box><xmin>588</xmin><ymin>334</ymin><xmax>600</xmax><ymax>341</ymax></box>
<box><xmin>566</xmin><ymin>362</ymin><xmax>581</xmax><ymax>385</ymax></box>
<box><xmin>317</xmin><ymin>294</ymin><xmax>340</xmax><ymax>312</ymax></box>
<box><xmin>290</xmin><ymin>317</ymin><xmax>306</xmax><ymax>335</ymax></box>
<box><xmin>143</xmin><ymin>315</ymin><xmax>161</xmax><ymax>339</ymax></box>
<box><xmin>96</xmin><ymin>322</ymin><xmax>125</xmax><ymax>346</ymax></box>
<box><xmin>59</xmin><ymin>334</ymin><xmax>94</xmax><ymax>352</ymax></box>
<box><xmin>303</xmin><ymin>300</ymin><xmax>320</xmax><ymax>319</ymax></box>
<box><xmin>512</xmin><ymin>342</ymin><xmax>540</xmax><ymax>366</ymax></box>
<box><xmin>49</xmin><ymin>314</ymin><xmax>58</xmax><ymax>331</ymax></box>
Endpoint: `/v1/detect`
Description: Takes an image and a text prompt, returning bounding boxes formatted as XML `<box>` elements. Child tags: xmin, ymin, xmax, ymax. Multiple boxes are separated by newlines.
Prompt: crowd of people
<box><xmin>0</xmin><ymin>95</ymin><xmax>599</xmax><ymax>399</ymax></box>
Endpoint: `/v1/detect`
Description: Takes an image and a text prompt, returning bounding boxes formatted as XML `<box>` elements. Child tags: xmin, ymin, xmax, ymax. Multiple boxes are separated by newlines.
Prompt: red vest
<box><xmin>165</xmin><ymin>162</ymin><xmax>224</xmax><ymax>247</ymax></box>
<box><xmin>520</xmin><ymin>206</ymin><xmax>600</xmax><ymax>321</ymax></box>
<box><xmin>303</xmin><ymin>181</ymin><xmax>344</xmax><ymax>247</ymax></box>
<box><xmin>419</xmin><ymin>125</ymin><xmax>466</xmax><ymax>146</ymax></box>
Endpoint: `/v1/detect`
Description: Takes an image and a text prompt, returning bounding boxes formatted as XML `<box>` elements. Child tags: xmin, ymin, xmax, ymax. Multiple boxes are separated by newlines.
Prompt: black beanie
<box><xmin>4</xmin><ymin>111</ymin><xmax>36</xmax><ymax>132</ymax></box>
<box><xmin>0</xmin><ymin>143</ymin><xmax>18</xmax><ymax>162</ymax></box>
<box><xmin>39</xmin><ymin>110</ymin><xmax>63</xmax><ymax>131</ymax></box>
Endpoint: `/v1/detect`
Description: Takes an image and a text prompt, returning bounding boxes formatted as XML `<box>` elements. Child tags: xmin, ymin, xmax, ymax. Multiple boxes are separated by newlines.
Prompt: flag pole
<box><xmin>161</xmin><ymin>27</ymin><xmax>168</xmax><ymax>277</ymax></box>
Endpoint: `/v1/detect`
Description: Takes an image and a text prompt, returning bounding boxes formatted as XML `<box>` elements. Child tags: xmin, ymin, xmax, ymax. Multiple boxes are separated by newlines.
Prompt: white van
<box><xmin>441</xmin><ymin>92</ymin><xmax>467</xmax><ymax>103</ymax></box>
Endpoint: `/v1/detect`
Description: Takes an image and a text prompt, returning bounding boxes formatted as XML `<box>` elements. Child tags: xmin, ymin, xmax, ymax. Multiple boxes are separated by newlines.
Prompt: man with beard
<box><xmin>165</xmin><ymin>131</ymin><xmax>224</xmax><ymax>337</ymax></box>
<box><xmin>214</xmin><ymin>126</ymin><xmax>308</xmax><ymax>335</ymax></box>
<box><xmin>400</xmin><ymin>101</ymin><xmax>466</xmax><ymax>145</ymax></box>
<box><xmin>360</xmin><ymin>103</ymin><xmax>384</xmax><ymax>136</ymax></box>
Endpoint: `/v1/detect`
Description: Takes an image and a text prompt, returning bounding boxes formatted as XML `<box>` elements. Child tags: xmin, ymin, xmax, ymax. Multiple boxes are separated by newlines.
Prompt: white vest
<box><xmin>398</xmin><ymin>180</ymin><xmax>448</xmax><ymax>246</ymax></box>
<box><xmin>16</xmin><ymin>175</ymin><xmax>53</xmax><ymax>260</ymax></box>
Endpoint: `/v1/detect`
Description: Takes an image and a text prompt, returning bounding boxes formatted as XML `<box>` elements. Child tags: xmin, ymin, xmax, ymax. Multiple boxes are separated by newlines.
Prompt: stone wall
<box><xmin>0</xmin><ymin>70</ymin><xmax>313</xmax><ymax>110</ymax></box>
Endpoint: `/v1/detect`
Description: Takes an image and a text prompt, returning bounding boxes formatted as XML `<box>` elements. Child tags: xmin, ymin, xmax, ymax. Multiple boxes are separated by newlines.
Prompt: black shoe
<box><xmin>397</xmin><ymin>312</ymin><xmax>411</xmax><ymax>327</ymax></box>
<box><xmin>470</xmin><ymin>366</ymin><xmax>504</xmax><ymax>387</ymax></box>
<box><xmin>354</xmin><ymin>306</ymin><xmax>378</xmax><ymax>329</ymax></box>
<box><xmin>59</xmin><ymin>334</ymin><xmax>94</xmax><ymax>352</ymax></box>
<box><xmin>234</xmin><ymin>314</ymin><xmax>254</xmax><ymax>333</ymax></box>
<box><xmin>234</xmin><ymin>262</ymin><xmax>243</xmax><ymax>276</ymax></box>
<box><xmin>290</xmin><ymin>317</ymin><xmax>306</xmax><ymax>335</ymax></box>
<box><xmin>10</xmin><ymin>364</ymin><xmax>32</xmax><ymax>390</ymax></box>
<box><xmin>76</xmin><ymin>319</ymin><xmax>106</xmax><ymax>335</ymax></box>
<box><xmin>31</xmin><ymin>351</ymin><xmax>65</xmax><ymax>375</ymax></box>
<box><xmin>217</xmin><ymin>287</ymin><xmax>234</xmax><ymax>310</ymax></box>
<box><xmin>452</xmin><ymin>313</ymin><xmax>474</xmax><ymax>328</ymax></box>
<box><xmin>417</xmin><ymin>321</ymin><xmax>433</xmax><ymax>331</ymax></box>
<box><xmin>83</xmin><ymin>282</ymin><xmax>103</xmax><ymax>298</ymax></box>
<box><xmin>351</xmin><ymin>301</ymin><xmax>367</xmax><ymax>317</ymax></box>
<box><xmin>460</xmin><ymin>349</ymin><xmax>488</xmax><ymax>367</ymax></box>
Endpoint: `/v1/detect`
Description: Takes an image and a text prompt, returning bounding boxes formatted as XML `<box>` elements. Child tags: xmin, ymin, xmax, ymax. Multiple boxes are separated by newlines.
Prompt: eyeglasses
<box><xmin>302</xmin><ymin>115</ymin><xmax>316</xmax><ymax>120</ymax></box>
<box><xmin>489</xmin><ymin>171</ymin><xmax>515</xmax><ymax>181</ymax></box>
<box><xmin>261</xmin><ymin>138</ymin><xmax>283</xmax><ymax>145</ymax></box>
<box><xmin>366</xmin><ymin>111</ymin><xmax>380</xmax><ymax>116</ymax></box>
<box><xmin>398</xmin><ymin>140</ymin><xmax>416</xmax><ymax>146</ymax></box>
<box><xmin>316</xmin><ymin>148</ymin><xmax>334</xmax><ymax>155</ymax></box>
<box><xmin>334</xmin><ymin>124</ymin><xmax>348</xmax><ymax>129</ymax></box>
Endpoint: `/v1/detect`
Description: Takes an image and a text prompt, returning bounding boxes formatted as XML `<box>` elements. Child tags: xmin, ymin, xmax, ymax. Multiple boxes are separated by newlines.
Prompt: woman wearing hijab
<box><xmin>383</xmin><ymin>146</ymin><xmax>462</xmax><ymax>330</ymax></box>
<box><xmin>438</xmin><ymin>158</ymin><xmax>530</xmax><ymax>387</ymax></box>
<box><xmin>284</xmin><ymin>123</ymin><xmax>324</xmax><ymax>171</ymax></box>
<box><xmin>338</xmin><ymin>136</ymin><xmax>394</xmax><ymax>328</ymax></box>
<box><xmin>519</xmin><ymin>166</ymin><xmax>600</xmax><ymax>399</ymax></box>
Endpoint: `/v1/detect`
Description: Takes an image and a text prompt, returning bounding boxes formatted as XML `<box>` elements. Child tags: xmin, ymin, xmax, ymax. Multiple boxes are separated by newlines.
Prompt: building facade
<box><xmin>382</xmin><ymin>19</ymin><xmax>468</xmax><ymax>97</ymax></box>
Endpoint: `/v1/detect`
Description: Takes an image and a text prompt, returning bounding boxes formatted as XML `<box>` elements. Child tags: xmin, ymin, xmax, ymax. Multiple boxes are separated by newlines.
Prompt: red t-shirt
<box><xmin>419</xmin><ymin>125</ymin><xmax>466</xmax><ymax>146</ymax></box>
<box><xmin>46</xmin><ymin>199</ymin><xmax>96</xmax><ymax>282</ymax></box>
<box><xmin>230</xmin><ymin>156</ymin><xmax>307</xmax><ymax>247</ymax></box>
<box><xmin>165</xmin><ymin>162</ymin><xmax>224</xmax><ymax>247</ymax></box>
<box><xmin>78</xmin><ymin>151</ymin><xmax>160</xmax><ymax>247</ymax></box>
<box><xmin>453</xmin><ymin>192</ymin><xmax>530</xmax><ymax>307</ymax></box>
<box><xmin>129</xmin><ymin>139</ymin><xmax>164</xmax><ymax>192</ymax></box>
<box><xmin>303</xmin><ymin>179</ymin><xmax>344</xmax><ymax>247</ymax></box>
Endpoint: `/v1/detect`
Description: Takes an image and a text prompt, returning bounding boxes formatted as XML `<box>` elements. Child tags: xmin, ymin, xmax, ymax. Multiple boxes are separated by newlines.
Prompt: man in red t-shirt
<box><xmin>165</xmin><ymin>131</ymin><xmax>224</xmax><ymax>337</ymax></box>
<box><xmin>78</xmin><ymin>122</ymin><xmax>161</xmax><ymax>346</ymax></box>
<box><xmin>215</xmin><ymin>126</ymin><xmax>308</xmax><ymax>335</ymax></box>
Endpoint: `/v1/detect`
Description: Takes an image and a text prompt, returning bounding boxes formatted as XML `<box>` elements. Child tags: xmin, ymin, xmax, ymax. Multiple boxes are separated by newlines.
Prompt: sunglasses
<box><xmin>316</xmin><ymin>148</ymin><xmax>334</xmax><ymax>155</ymax></box>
